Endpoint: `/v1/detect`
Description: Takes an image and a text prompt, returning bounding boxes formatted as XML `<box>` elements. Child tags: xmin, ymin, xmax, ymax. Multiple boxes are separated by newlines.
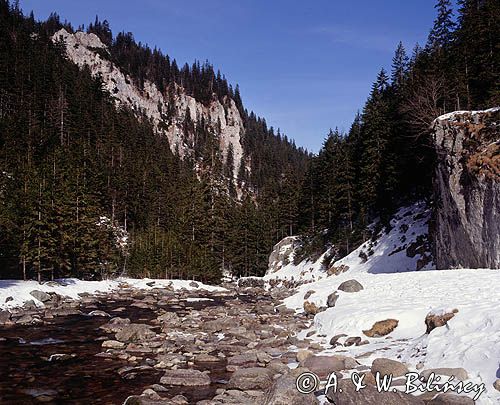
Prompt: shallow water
<box><xmin>0</xmin><ymin>296</ymin><xmax>233</xmax><ymax>405</ymax></box>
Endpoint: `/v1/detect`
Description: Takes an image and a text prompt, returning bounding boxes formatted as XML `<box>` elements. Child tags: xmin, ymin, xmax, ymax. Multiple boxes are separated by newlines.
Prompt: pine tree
<box><xmin>427</xmin><ymin>0</ymin><xmax>456</xmax><ymax>50</ymax></box>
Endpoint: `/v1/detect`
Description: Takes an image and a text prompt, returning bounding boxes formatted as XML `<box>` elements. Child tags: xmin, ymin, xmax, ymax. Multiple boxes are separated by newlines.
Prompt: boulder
<box><xmin>227</xmin><ymin>367</ymin><xmax>274</xmax><ymax>390</ymax></box>
<box><xmin>363</xmin><ymin>319</ymin><xmax>399</xmax><ymax>337</ymax></box>
<box><xmin>30</xmin><ymin>290</ymin><xmax>51</xmax><ymax>303</ymax></box>
<box><xmin>301</xmin><ymin>355</ymin><xmax>357</xmax><ymax>378</ymax></box>
<box><xmin>296</xmin><ymin>350</ymin><xmax>313</xmax><ymax>363</ymax></box>
<box><xmin>425</xmin><ymin>310</ymin><xmax>458</xmax><ymax>333</ymax></box>
<box><xmin>0</xmin><ymin>310</ymin><xmax>11</xmax><ymax>324</ymax></box>
<box><xmin>494</xmin><ymin>379</ymin><xmax>500</xmax><ymax>392</ymax></box>
<box><xmin>326</xmin><ymin>291</ymin><xmax>339</xmax><ymax>307</ymax></box>
<box><xmin>327</xmin><ymin>379</ymin><xmax>424</xmax><ymax>405</ymax></box>
<box><xmin>100</xmin><ymin>317</ymin><xmax>131</xmax><ymax>333</ymax></box>
<box><xmin>427</xmin><ymin>393</ymin><xmax>475</xmax><ymax>405</ymax></box>
<box><xmin>420</xmin><ymin>368</ymin><xmax>468</xmax><ymax>381</ymax></box>
<box><xmin>115</xmin><ymin>323</ymin><xmax>155</xmax><ymax>343</ymax></box>
<box><xmin>371</xmin><ymin>358</ymin><xmax>409</xmax><ymax>378</ymax></box>
<box><xmin>303</xmin><ymin>301</ymin><xmax>320</xmax><ymax>315</ymax></box>
<box><xmin>338</xmin><ymin>279</ymin><xmax>364</xmax><ymax>292</ymax></box>
<box><xmin>160</xmin><ymin>369</ymin><xmax>211</xmax><ymax>386</ymax></box>
<box><xmin>102</xmin><ymin>340</ymin><xmax>126</xmax><ymax>349</ymax></box>
<box><xmin>263</xmin><ymin>373</ymin><xmax>320</xmax><ymax>404</ymax></box>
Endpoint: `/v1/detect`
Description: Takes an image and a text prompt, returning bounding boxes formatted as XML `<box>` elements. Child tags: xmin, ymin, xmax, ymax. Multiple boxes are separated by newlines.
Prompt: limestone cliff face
<box><xmin>52</xmin><ymin>29</ymin><xmax>244</xmax><ymax>179</ymax></box>
<box><xmin>432</xmin><ymin>108</ymin><xmax>500</xmax><ymax>269</ymax></box>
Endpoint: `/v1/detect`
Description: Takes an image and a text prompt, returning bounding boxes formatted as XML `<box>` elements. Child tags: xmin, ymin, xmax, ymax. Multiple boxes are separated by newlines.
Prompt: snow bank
<box><xmin>272</xmin><ymin>202</ymin><xmax>499</xmax><ymax>403</ymax></box>
<box><xmin>0</xmin><ymin>277</ymin><xmax>225</xmax><ymax>310</ymax></box>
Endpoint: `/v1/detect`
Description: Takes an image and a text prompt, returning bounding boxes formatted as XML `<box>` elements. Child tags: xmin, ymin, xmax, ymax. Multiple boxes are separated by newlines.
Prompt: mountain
<box><xmin>0</xmin><ymin>1</ymin><xmax>308</xmax><ymax>282</ymax></box>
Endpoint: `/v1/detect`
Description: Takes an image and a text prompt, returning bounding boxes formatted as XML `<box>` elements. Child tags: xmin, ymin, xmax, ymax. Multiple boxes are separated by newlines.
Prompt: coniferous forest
<box><xmin>0</xmin><ymin>0</ymin><xmax>498</xmax><ymax>282</ymax></box>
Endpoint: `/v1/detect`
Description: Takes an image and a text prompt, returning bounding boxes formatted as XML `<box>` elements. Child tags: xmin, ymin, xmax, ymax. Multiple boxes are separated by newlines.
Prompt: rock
<box><xmin>303</xmin><ymin>301</ymin><xmax>320</xmax><ymax>315</ymax></box>
<box><xmin>194</xmin><ymin>353</ymin><xmax>220</xmax><ymax>363</ymax></box>
<box><xmin>88</xmin><ymin>310</ymin><xmax>110</xmax><ymax>317</ymax></box>
<box><xmin>337</xmin><ymin>279</ymin><xmax>364</xmax><ymax>292</ymax></box>
<box><xmin>494</xmin><ymin>379</ymin><xmax>500</xmax><ymax>392</ymax></box>
<box><xmin>329</xmin><ymin>334</ymin><xmax>347</xmax><ymax>346</ymax></box>
<box><xmin>301</xmin><ymin>355</ymin><xmax>357</xmax><ymax>378</ymax></box>
<box><xmin>5</xmin><ymin>296</ymin><xmax>13</xmax><ymax>303</ymax></box>
<box><xmin>47</xmin><ymin>353</ymin><xmax>76</xmax><ymax>362</ymax></box>
<box><xmin>0</xmin><ymin>310</ymin><xmax>11</xmax><ymax>324</ymax></box>
<box><xmin>160</xmin><ymin>369</ymin><xmax>211</xmax><ymax>386</ymax></box>
<box><xmin>227</xmin><ymin>367</ymin><xmax>273</xmax><ymax>390</ymax></box>
<box><xmin>156</xmin><ymin>312</ymin><xmax>179</xmax><ymax>323</ymax></box>
<box><xmin>296</xmin><ymin>350</ymin><xmax>313</xmax><ymax>363</ymax></box>
<box><xmin>327</xmin><ymin>379</ymin><xmax>424</xmax><ymax>405</ymax></box>
<box><xmin>227</xmin><ymin>351</ymin><xmax>258</xmax><ymax>370</ymax></box>
<box><xmin>263</xmin><ymin>373</ymin><xmax>320</xmax><ymax>404</ymax></box>
<box><xmin>189</xmin><ymin>281</ymin><xmax>199</xmax><ymax>288</ymax></box>
<box><xmin>420</xmin><ymin>368</ymin><xmax>468</xmax><ymax>381</ymax></box>
<box><xmin>275</xmin><ymin>305</ymin><xmax>295</xmax><ymax>315</ymax></box>
<box><xmin>30</xmin><ymin>290</ymin><xmax>51</xmax><ymax>303</ymax></box>
<box><xmin>425</xmin><ymin>310</ymin><xmax>458</xmax><ymax>333</ymax></box>
<box><xmin>23</xmin><ymin>299</ymin><xmax>37</xmax><ymax>310</ymax></box>
<box><xmin>363</xmin><ymin>319</ymin><xmax>399</xmax><ymax>337</ymax></box>
<box><xmin>100</xmin><ymin>317</ymin><xmax>131</xmax><ymax>333</ymax></box>
<box><xmin>304</xmin><ymin>290</ymin><xmax>315</xmax><ymax>300</ymax></box>
<box><xmin>371</xmin><ymin>358</ymin><xmax>409</xmax><ymax>378</ymax></box>
<box><xmin>427</xmin><ymin>393</ymin><xmax>475</xmax><ymax>405</ymax></box>
<box><xmin>115</xmin><ymin>324</ymin><xmax>155</xmax><ymax>342</ymax></box>
<box><xmin>267</xmin><ymin>236</ymin><xmax>301</xmax><ymax>274</ymax></box>
<box><xmin>432</xmin><ymin>108</ymin><xmax>500</xmax><ymax>269</ymax></box>
<box><xmin>16</xmin><ymin>314</ymin><xmax>35</xmax><ymax>324</ymax></box>
<box><xmin>326</xmin><ymin>291</ymin><xmax>339</xmax><ymax>307</ymax></box>
<box><xmin>102</xmin><ymin>340</ymin><xmax>126</xmax><ymax>349</ymax></box>
<box><xmin>344</xmin><ymin>336</ymin><xmax>362</xmax><ymax>346</ymax></box>
<box><xmin>237</xmin><ymin>277</ymin><xmax>265</xmax><ymax>288</ymax></box>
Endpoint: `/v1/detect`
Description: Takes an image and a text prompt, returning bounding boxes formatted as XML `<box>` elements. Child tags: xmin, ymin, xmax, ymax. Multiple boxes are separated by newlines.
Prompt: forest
<box><xmin>0</xmin><ymin>0</ymin><xmax>498</xmax><ymax>282</ymax></box>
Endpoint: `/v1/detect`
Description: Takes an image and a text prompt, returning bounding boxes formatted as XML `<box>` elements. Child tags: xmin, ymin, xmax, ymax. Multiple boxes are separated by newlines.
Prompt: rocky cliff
<box><xmin>432</xmin><ymin>108</ymin><xmax>500</xmax><ymax>269</ymax></box>
<box><xmin>52</xmin><ymin>29</ymin><xmax>244</xmax><ymax>179</ymax></box>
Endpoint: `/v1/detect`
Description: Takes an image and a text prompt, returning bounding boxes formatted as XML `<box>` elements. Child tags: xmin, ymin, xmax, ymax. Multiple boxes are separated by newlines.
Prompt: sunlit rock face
<box><xmin>432</xmin><ymin>108</ymin><xmax>500</xmax><ymax>269</ymax></box>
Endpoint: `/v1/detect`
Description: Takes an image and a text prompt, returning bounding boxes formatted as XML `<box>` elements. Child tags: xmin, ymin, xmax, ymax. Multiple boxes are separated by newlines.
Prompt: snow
<box><xmin>267</xmin><ymin>202</ymin><xmax>500</xmax><ymax>404</ymax></box>
<box><xmin>0</xmin><ymin>277</ymin><xmax>225</xmax><ymax>310</ymax></box>
<box><xmin>435</xmin><ymin>107</ymin><xmax>500</xmax><ymax>122</ymax></box>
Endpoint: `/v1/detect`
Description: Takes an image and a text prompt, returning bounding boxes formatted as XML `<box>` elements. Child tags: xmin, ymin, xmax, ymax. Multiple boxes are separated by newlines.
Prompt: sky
<box><xmin>19</xmin><ymin>0</ymin><xmax>438</xmax><ymax>152</ymax></box>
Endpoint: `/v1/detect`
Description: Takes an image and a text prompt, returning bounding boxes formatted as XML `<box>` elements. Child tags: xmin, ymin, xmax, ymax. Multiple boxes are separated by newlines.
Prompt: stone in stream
<box><xmin>115</xmin><ymin>323</ymin><xmax>155</xmax><ymax>342</ymax></box>
<box><xmin>47</xmin><ymin>353</ymin><xmax>76</xmax><ymax>362</ymax></box>
<box><xmin>327</xmin><ymin>379</ymin><xmax>424</xmax><ymax>405</ymax></box>
<box><xmin>160</xmin><ymin>369</ymin><xmax>211</xmax><ymax>386</ymax></box>
<box><xmin>30</xmin><ymin>290</ymin><xmax>52</xmax><ymax>303</ymax></box>
<box><xmin>87</xmin><ymin>310</ymin><xmax>110</xmax><ymax>317</ymax></box>
<box><xmin>227</xmin><ymin>367</ymin><xmax>274</xmax><ymax>390</ymax></box>
<box><xmin>263</xmin><ymin>372</ymin><xmax>320</xmax><ymax>405</ymax></box>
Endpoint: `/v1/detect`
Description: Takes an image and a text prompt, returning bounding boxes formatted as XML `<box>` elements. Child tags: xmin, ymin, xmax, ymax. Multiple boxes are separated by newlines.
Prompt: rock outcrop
<box><xmin>432</xmin><ymin>108</ymin><xmax>500</xmax><ymax>269</ymax></box>
<box><xmin>52</xmin><ymin>29</ymin><xmax>244</xmax><ymax>180</ymax></box>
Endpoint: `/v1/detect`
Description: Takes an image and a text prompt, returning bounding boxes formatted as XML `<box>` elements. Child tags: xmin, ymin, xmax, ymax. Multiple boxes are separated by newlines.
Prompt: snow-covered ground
<box><xmin>0</xmin><ymin>277</ymin><xmax>225</xmax><ymax>310</ymax></box>
<box><xmin>266</xmin><ymin>202</ymin><xmax>500</xmax><ymax>404</ymax></box>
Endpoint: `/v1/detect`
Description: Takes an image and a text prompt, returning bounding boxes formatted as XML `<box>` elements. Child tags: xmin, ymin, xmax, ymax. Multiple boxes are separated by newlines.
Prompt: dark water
<box><xmin>0</xmin><ymin>297</ymin><xmax>233</xmax><ymax>405</ymax></box>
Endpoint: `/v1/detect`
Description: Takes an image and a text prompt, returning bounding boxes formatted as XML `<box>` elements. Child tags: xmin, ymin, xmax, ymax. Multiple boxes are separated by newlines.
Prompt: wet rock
<box><xmin>425</xmin><ymin>310</ymin><xmax>458</xmax><ymax>334</ymax></box>
<box><xmin>227</xmin><ymin>367</ymin><xmax>274</xmax><ymax>390</ymax></box>
<box><xmin>371</xmin><ymin>358</ymin><xmax>409</xmax><ymax>378</ymax></box>
<box><xmin>263</xmin><ymin>372</ymin><xmax>320</xmax><ymax>404</ymax></box>
<box><xmin>337</xmin><ymin>279</ymin><xmax>364</xmax><ymax>292</ymax></box>
<box><xmin>363</xmin><ymin>319</ymin><xmax>399</xmax><ymax>337</ymax></box>
<box><xmin>326</xmin><ymin>379</ymin><xmax>424</xmax><ymax>404</ymax></box>
<box><xmin>326</xmin><ymin>291</ymin><xmax>339</xmax><ymax>307</ymax></box>
<box><xmin>30</xmin><ymin>290</ymin><xmax>51</xmax><ymax>303</ymax></box>
<box><xmin>102</xmin><ymin>340</ymin><xmax>126</xmax><ymax>349</ymax></box>
<box><xmin>47</xmin><ymin>353</ymin><xmax>76</xmax><ymax>362</ymax></box>
<box><xmin>160</xmin><ymin>369</ymin><xmax>211</xmax><ymax>386</ymax></box>
<box><xmin>420</xmin><ymin>367</ymin><xmax>468</xmax><ymax>381</ymax></box>
<box><xmin>427</xmin><ymin>393</ymin><xmax>475</xmax><ymax>405</ymax></box>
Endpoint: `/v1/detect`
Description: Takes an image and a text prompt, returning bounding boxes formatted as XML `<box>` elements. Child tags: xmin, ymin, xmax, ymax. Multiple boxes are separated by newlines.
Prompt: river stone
<box><xmin>0</xmin><ymin>310</ymin><xmax>11</xmax><ymax>324</ymax></box>
<box><xmin>102</xmin><ymin>340</ymin><xmax>126</xmax><ymax>349</ymax></box>
<box><xmin>428</xmin><ymin>394</ymin><xmax>475</xmax><ymax>405</ymax></box>
<box><xmin>115</xmin><ymin>323</ymin><xmax>155</xmax><ymax>342</ymax></box>
<box><xmin>227</xmin><ymin>367</ymin><xmax>274</xmax><ymax>390</ymax></box>
<box><xmin>30</xmin><ymin>290</ymin><xmax>52</xmax><ymax>303</ymax></box>
<box><xmin>227</xmin><ymin>351</ymin><xmax>258</xmax><ymax>368</ymax></box>
<box><xmin>327</xmin><ymin>379</ymin><xmax>424</xmax><ymax>404</ymax></box>
<box><xmin>371</xmin><ymin>358</ymin><xmax>409</xmax><ymax>378</ymax></box>
<box><xmin>160</xmin><ymin>369</ymin><xmax>211</xmax><ymax>386</ymax></box>
<box><xmin>337</xmin><ymin>279</ymin><xmax>364</xmax><ymax>292</ymax></box>
<box><xmin>420</xmin><ymin>367</ymin><xmax>468</xmax><ymax>381</ymax></box>
<box><xmin>301</xmin><ymin>355</ymin><xmax>355</xmax><ymax>378</ymax></box>
<box><xmin>326</xmin><ymin>291</ymin><xmax>339</xmax><ymax>307</ymax></box>
<box><xmin>263</xmin><ymin>373</ymin><xmax>320</xmax><ymax>405</ymax></box>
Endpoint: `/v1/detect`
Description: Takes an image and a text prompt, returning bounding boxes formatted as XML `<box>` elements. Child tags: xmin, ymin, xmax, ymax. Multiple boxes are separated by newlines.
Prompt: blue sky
<box><xmin>20</xmin><ymin>0</ymin><xmax>438</xmax><ymax>152</ymax></box>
